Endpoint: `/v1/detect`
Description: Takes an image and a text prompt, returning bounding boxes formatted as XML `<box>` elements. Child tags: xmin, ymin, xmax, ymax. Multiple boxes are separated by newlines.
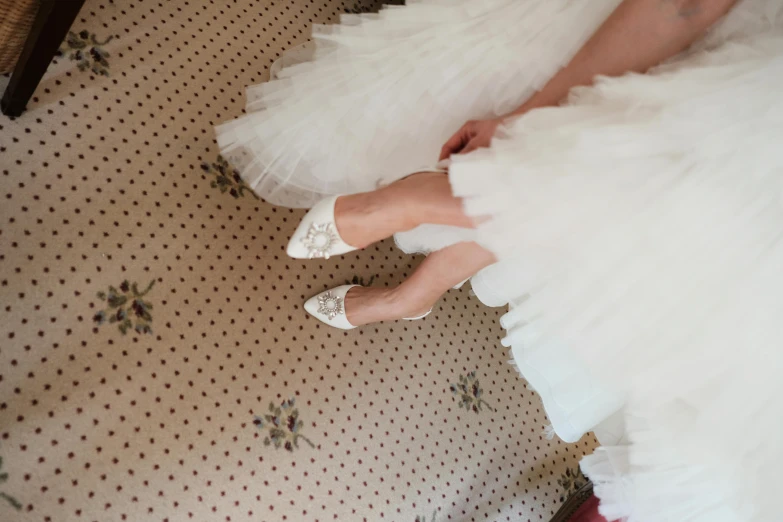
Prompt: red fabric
<box><xmin>568</xmin><ymin>495</ymin><xmax>612</xmax><ymax>522</ymax></box>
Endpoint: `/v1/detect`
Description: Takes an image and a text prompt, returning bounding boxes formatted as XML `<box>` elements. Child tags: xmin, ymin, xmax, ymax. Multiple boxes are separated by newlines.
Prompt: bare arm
<box><xmin>440</xmin><ymin>0</ymin><xmax>738</xmax><ymax>159</ymax></box>
<box><xmin>508</xmin><ymin>0</ymin><xmax>738</xmax><ymax>116</ymax></box>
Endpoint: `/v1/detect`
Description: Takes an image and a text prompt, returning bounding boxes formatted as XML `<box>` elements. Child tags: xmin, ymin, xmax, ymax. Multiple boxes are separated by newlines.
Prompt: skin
<box><xmin>343</xmin><ymin>240</ymin><xmax>495</xmax><ymax>325</ymax></box>
<box><xmin>440</xmin><ymin>0</ymin><xmax>739</xmax><ymax>159</ymax></box>
<box><xmin>334</xmin><ymin>172</ymin><xmax>494</xmax><ymax>325</ymax></box>
<box><xmin>333</xmin><ymin>0</ymin><xmax>739</xmax><ymax>326</ymax></box>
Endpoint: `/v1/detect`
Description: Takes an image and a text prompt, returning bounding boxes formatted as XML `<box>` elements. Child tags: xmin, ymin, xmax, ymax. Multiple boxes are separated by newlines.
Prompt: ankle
<box><xmin>343</xmin><ymin>286</ymin><xmax>433</xmax><ymax>326</ymax></box>
<box><xmin>385</xmin><ymin>171</ymin><xmax>450</xmax><ymax>229</ymax></box>
<box><xmin>385</xmin><ymin>286</ymin><xmax>434</xmax><ymax>319</ymax></box>
<box><xmin>335</xmin><ymin>192</ymin><xmax>409</xmax><ymax>248</ymax></box>
<box><xmin>371</xmin><ymin>185</ymin><xmax>421</xmax><ymax>232</ymax></box>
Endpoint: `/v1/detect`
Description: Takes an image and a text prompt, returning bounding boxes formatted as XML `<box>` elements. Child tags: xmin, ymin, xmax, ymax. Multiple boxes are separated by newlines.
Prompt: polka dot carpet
<box><xmin>0</xmin><ymin>1</ymin><xmax>597</xmax><ymax>521</ymax></box>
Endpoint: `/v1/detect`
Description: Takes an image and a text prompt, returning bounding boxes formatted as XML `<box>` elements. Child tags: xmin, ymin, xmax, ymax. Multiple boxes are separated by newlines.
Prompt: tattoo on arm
<box><xmin>661</xmin><ymin>0</ymin><xmax>702</xmax><ymax>19</ymax></box>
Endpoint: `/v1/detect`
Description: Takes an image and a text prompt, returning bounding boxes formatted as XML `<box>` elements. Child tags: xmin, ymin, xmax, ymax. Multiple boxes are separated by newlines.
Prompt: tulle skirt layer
<box><xmin>216</xmin><ymin>0</ymin><xmax>622</xmax><ymax>207</ymax></box>
<box><xmin>439</xmin><ymin>29</ymin><xmax>783</xmax><ymax>522</ymax></box>
<box><xmin>216</xmin><ymin>1</ymin><xmax>783</xmax><ymax>519</ymax></box>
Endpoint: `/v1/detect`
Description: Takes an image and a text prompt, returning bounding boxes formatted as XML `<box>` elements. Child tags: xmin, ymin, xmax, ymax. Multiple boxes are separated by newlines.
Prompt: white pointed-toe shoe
<box><xmin>304</xmin><ymin>285</ymin><xmax>432</xmax><ymax>330</ymax></box>
<box><xmin>304</xmin><ymin>284</ymin><xmax>358</xmax><ymax>329</ymax></box>
<box><xmin>287</xmin><ymin>196</ymin><xmax>359</xmax><ymax>259</ymax></box>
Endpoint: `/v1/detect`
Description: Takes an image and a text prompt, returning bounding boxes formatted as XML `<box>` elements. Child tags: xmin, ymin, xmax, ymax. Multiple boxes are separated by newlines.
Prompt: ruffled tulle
<box><xmin>446</xmin><ymin>27</ymin><xmax>783</xmax><ymax>522</ymax></box>
<box><xmin>217</xmin><ymin>0</ymin><xmax>783</xmax><ymax>519</ymax></box>
<box><xmin>216</xmin><ymin>0</ymin><xmax>622</xmax><ymax>207</ymax></box>
<box><xmin>393</xmin><ymin>0</ymin><xmax>783</xmax><ymax>450</ymax></box>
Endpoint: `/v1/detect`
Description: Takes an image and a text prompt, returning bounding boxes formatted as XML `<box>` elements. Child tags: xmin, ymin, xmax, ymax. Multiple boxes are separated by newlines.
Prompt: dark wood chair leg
<box><xmin>550</xmin><ymin>482</ymin><xmax>598</xmax><ymax>522</ymax></box>
<box><xmin>1</xmin><ymin>0</ymin><xmax>86</xmax><ymax>117</ymax></box>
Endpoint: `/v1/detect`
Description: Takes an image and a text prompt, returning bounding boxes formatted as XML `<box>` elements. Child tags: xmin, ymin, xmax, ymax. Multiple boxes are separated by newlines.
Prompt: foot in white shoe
<box><xmin>287</xmin><ymin>197</ymin><xmax>360</xmax><ymax>259</ymax></box>
<box><xmin>287</xmin><ymin>171</ymin><xmax>446</xmax><ymax>260</ymax></box>
<box><xmin>304</xmin><ymin>284</ymin><xmax>358</xmax><ymax>329</ymax></box>
<box><xmin>304</xmin><ymin>285</ymin><xmax>433</xmax><ymax>329</ymax></box>
<box><xmin>333</xmin><ymin>172</ymin><xmax>447</xmax><ymax>252</ymax></box>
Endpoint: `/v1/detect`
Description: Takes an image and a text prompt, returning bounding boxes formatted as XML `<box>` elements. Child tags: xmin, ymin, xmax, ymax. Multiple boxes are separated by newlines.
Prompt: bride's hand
<box><xmin>439</xmin><ymin>117</ymin><xmax>503</xmax><ymax>161</ymax></box>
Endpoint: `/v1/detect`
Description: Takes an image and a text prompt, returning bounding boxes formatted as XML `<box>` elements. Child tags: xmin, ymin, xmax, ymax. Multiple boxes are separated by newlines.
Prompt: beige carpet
<box><xmin>0</xmin><ymin>1</ymin><xmax>596</xmax><ymax>521</ymax></box>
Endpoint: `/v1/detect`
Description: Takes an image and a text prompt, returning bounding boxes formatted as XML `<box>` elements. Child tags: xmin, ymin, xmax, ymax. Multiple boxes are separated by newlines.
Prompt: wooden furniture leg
<box><xmin>550</xmin><ymin>482</ymin><xmax>608</xmax><ymax>522</ymax></box>
<box><xmin>1</xmin><ymin>0</ymin><xmax>85</xmax><ymax>117</ymax></box>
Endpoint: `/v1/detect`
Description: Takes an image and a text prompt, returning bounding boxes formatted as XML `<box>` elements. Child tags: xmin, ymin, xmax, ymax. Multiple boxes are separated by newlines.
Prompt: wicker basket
<box><xmin>0</xmin><ymin>0</ymin><xmax>40</xmax><ymax>74</ymax></box>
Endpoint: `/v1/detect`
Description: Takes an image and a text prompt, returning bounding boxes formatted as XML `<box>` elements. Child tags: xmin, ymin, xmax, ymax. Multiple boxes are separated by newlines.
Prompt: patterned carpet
<box><xmin>0</xmin><ymin>1</ymin><xmax>596</xmax><ymax>521</ymax></box>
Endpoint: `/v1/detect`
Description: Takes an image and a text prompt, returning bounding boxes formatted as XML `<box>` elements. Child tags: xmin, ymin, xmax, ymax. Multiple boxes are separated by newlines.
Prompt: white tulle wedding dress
<box><xmin>216</xmin><ymin>1</ymin><xmax>783</xmax><ymax>520</ymax></box>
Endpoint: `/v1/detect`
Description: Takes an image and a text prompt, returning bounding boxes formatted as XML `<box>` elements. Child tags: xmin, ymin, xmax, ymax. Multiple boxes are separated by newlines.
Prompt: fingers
<box><xmin>460</xmin><ymin>137</ymin><xmax>483</xmax><ymax>156</ymax></box>
<box><xmin>439</xmin><ymin>122</ymin><xmax>474</xmax><ymax>161</ymax></box>
<box><xmin>439</xmin><ymin>133</ymin><xmax>466</xmax><ymax>161</ymax></box>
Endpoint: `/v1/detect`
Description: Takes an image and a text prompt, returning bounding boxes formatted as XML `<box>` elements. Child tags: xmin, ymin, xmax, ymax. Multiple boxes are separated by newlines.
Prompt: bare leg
<box><xmin>324</xmin><ymin>171</ymin><xmax>494</xmax><ymax>326</ymax></box>
<box><xmin>344</xmin><ymin>241</ymin><xmax>496</xmax><ymax>326</ymax></box>
<box><xmin>335</xmin><ymin>172</ymin><xmax>479</xmax><ymax>249</ymax></box>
